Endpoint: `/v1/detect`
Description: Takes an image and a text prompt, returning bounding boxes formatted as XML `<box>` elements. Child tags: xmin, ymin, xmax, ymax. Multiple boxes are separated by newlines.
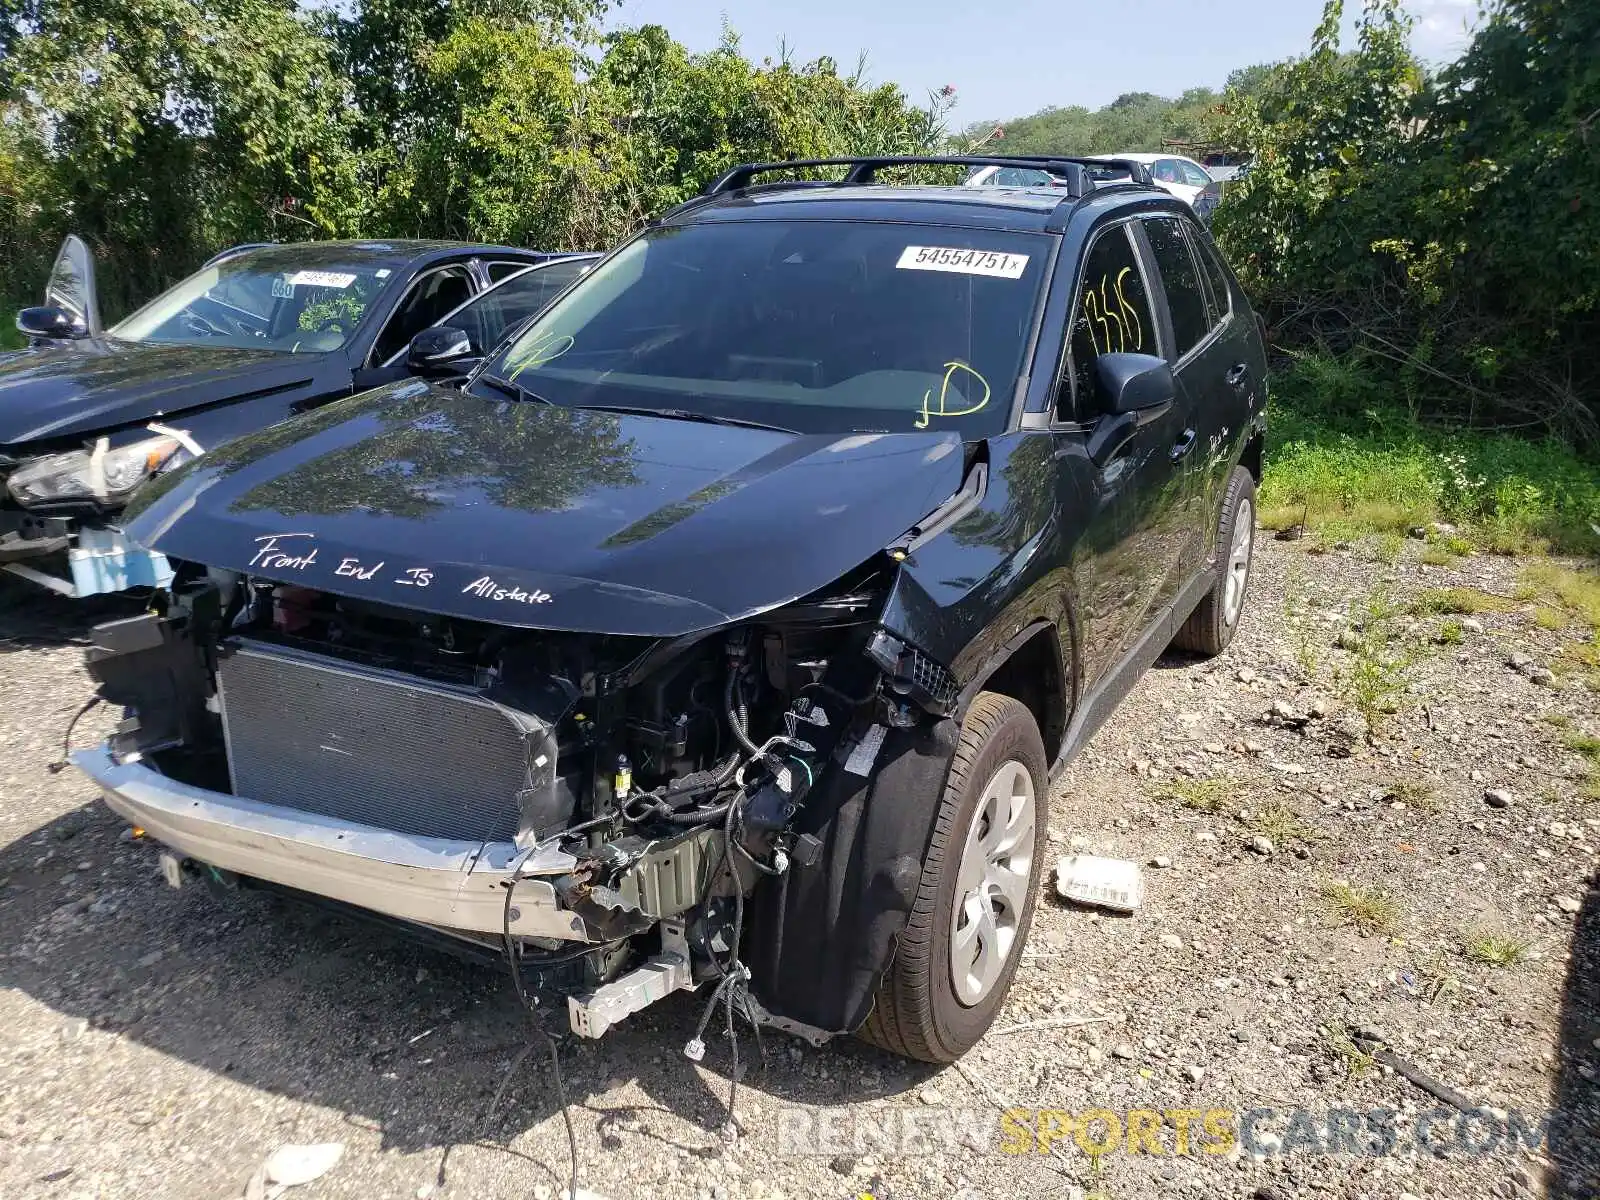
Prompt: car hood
<box><xmin>0</xmin><ymin>338</ymin><xmax>322</xmax><ymax>446</ymax></box>
<box><xmin>123</xmin><ymin>380</ymin><xmax>967</xmax><ymax>637</ymax></box>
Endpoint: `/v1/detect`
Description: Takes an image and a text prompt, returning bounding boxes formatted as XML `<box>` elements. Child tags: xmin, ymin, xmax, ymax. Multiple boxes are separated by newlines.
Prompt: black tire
<box><xmin>1172</xmin><ymin>465</ymin><xmax>1258</xmax><ymax>656</ymax></box>
<box><xmin>857</xmin><ymin>692</ymin><xmax>1047</xmax><ymax>1063</ymax></box>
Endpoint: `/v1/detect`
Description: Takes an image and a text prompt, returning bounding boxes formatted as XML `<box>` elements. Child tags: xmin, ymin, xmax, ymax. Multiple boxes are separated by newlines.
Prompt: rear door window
<box><xmin>372</xmin><ymin>265</ymin><xmax>475</xmax><ymax>364</ymax></box>
<box><xmin>1192</xmin><ymin>232</ymin><xmax>1234</xmax><ymax>326</ymax></box>
<box><xmin>1143</xmin><ymin>217</ymin><xmax>1210</xmax><ymax>359</ymax></box>
<box><xmin>448</xmin><ymin>259</ymin><xmax>593</xmax><ymax>354</ymax></box>
<box><xmin>1065</xmin><ymin>224</ymin><xmax>1157</xmax><ymax>419</ymax></box>
<box><xmin>487</xmin><ymin>260</ymin><xmax>532</xmax><ymax>283</ymax></box>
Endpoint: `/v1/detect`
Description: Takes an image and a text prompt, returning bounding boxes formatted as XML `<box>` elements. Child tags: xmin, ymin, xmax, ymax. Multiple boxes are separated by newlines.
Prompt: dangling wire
<box><xmin>499</xmin><ymin>849</ymin><xmax>581</xmax><ymax>1200</ymax></box>
<box><xmin>47</xmin><ymin>696</ymin><xmax>102</xmax><ymax>774</ymax></box>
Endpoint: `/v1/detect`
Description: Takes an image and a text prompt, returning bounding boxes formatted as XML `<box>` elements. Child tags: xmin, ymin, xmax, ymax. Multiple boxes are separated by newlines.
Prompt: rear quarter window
<box><xmin>1143</xmin><ymin>217</ymin><xmax>1210</xmax><ymax>358</ymax></box>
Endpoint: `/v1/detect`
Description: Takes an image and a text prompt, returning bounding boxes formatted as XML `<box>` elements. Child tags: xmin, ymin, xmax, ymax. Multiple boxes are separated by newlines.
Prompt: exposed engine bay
<box><xmin>83</xmin><ymin>555</ymin><xmax>965</xmax><ymax>1042</ymax></box>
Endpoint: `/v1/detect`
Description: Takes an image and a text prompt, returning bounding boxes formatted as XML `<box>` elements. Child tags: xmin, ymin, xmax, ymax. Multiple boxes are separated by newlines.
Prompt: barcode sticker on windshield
<box><xmin>896</xmin><ymin>246</ymin><xmax>1029</xmax><ymax>279</ymax></box>
<box><xmin>288</xmin><ymin>270</ymin><xmax>357</xmax><ymax>289</ymax></box>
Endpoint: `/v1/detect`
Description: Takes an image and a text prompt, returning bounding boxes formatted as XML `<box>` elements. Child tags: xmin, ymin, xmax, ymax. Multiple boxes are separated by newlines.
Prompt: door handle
<box><xmin>1225</xmin><ymin>362</ymin><xmax>1251</xmax><ymax>388</ymax></box>
<box><xmin>1170</xmin><ymin>428</ymin><xmax>1197</xmax><ymax>462</ymax></box>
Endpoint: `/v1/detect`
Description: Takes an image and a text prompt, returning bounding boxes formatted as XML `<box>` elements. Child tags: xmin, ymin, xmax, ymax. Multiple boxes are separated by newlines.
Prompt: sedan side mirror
<box><xmin>407</xmin><ymin>326</ymin><xmax>476</xmax><ymax>378</ymax></box>
<box><xmin>16</xmin><ymin>305</ymin><xmax>87</xmax><ymax>341</ymax></box>
<box><xmin>1086</xmin><ymin>353</ymin><xmax>1176</xmax><ymax>466</ymax></box>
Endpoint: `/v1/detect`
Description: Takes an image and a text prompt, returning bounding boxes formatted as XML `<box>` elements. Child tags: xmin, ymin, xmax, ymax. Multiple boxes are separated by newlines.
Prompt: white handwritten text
<box><xmin>462</xmin><ymin>575</ymin><xmax>552</xmax><ymax>604</ymax></box>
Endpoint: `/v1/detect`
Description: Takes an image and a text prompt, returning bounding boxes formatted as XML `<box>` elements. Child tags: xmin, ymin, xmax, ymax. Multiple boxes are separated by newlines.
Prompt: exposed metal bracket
<box><xmin>740</xmin><ymin>993</ymin><xmax>836</xmax><ymax>1047</ymax></box>
<box><xmin>567</xmin><ymin>920</ymin><xmax>696</xmax><ymax>1039</ymax></box>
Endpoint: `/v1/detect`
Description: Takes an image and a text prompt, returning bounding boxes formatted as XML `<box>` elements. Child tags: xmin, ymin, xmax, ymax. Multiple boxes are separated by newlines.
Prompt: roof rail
<box><xmin>701</xmin><ymin>155</ymin><xmax>1161</xmax><ymax>200</ymax></box>
<box><xmin>1076</xmin><ymin>157</ymin><xmax>1159</xmax><ymax>187</ymax></box>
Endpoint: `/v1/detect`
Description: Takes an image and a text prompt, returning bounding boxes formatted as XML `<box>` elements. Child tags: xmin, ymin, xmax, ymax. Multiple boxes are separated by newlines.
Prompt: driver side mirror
<box><xmin>16</xmin><ymin>305</ymin><xmax>87</xmax><ymax>341</ymax></box>
<box><xmin>406</xmin><ymin>326</ymin><xmax>476</xmax><ymax>378</ymax></box>
<box><xmin>1085</xmin><ymin>353</ymin><xmax>1176</xmax><ymax>466</ymax></box>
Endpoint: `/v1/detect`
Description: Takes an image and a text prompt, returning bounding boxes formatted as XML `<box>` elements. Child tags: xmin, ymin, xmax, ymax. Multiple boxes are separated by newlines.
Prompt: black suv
<box><xmin>74</xmin><ymin>156</ymin><xmax>1267</xmax><ymax>1063</ymax></box>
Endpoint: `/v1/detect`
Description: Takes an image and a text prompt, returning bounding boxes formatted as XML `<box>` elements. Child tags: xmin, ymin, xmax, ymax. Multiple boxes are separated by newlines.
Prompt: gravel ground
<box><xmin>1</xmin><ymin>536</ymin><xmax>1596</xmax><ymax>1200</ymax></box>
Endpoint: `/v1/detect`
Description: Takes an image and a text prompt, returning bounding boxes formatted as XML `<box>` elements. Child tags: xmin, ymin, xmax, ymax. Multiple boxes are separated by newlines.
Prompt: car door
<box><xmin>1138</xmin><ymin>213</ymin><xmax>1250</xmax><ymax>577</ymax></box>
<box><xmin>1053</xmin><ymin>220</ymin><xmax>1195</xmax><ymax>687</ymax></box>
<box><xmin>1189</xmin><ymin>223</ymin><xmax>1265</xmax><ymax>555</ymax></box>
<box><xmin>395</xmin><ymin>256</ymin><xmax>596</xmax><ymax>375</ymax></box>
<box><xmin>353</xmin><ymin>263</ymin><xmax>478</xmax><ymax>389</ymax></box>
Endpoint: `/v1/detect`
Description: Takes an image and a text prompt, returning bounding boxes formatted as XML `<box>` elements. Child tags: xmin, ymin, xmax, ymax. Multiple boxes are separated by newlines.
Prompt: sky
<box><xmin>603</xmin><ymin>0</ymin><xmax>1479</xmax><ymax>125</ymax></box>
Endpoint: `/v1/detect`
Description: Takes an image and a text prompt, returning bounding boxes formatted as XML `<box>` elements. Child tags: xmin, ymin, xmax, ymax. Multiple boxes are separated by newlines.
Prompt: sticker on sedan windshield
<box><xmin>288</xmin><ymin>270</ymin><xmax>358</xmax><ymax>289</ymax></box>
<box><xmin>895</xmin><ymin>246</ymin><xmax>1029</xmax><ymax>279</ymax></box>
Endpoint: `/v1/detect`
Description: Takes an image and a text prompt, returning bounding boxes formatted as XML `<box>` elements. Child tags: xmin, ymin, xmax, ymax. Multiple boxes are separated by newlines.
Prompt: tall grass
<box><xmin>1259</xmin><ymin>351</ymin><xmax>1600</xmax><ymax>555</ymax></box>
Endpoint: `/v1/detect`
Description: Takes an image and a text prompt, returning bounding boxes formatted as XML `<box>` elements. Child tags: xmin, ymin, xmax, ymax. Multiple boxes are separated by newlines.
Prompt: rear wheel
<box><xmin>1172</xmin><ymin>465</ymin><xmax>1257</xmax><ymax>657</ymax></box>
<box><xmin>857</xmin><ymin>692</ymin><xmax>1047</xmax><ymax>1062</ymax></box>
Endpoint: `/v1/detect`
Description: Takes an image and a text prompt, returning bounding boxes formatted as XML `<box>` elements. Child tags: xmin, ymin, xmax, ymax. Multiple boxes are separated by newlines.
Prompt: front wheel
<box><xmin>857</xmin><ymin>692</ymin><xmax>1047</xmax><ymax>1063</ymax></box>
<box><xmin>1172</xmin><ymin>465</ymin><xmax>1257</xmax><ymax>657</ymax></box>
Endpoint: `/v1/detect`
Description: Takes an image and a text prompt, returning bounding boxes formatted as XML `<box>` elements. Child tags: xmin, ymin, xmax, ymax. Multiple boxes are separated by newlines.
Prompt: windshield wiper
<box><xmin>574</xmin><ymin>404</ymin><xmax>796</xmax><ymax>434</ymax></box>
<box><xmin>477</xmin><ymin>374</ymin><xmax>555</xmax><ymax>406</ymax></box>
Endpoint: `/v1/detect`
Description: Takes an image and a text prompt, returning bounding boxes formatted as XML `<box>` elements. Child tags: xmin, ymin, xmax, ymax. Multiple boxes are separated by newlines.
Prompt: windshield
<box><xmin>480</xmin><ymin>221</ymin><xmax>1052</xmax><ymax>437</ymax></box>
<box><xmin>110</xmin><ymin>253</ymin><xmax>393</xmax><ymax>353</ymax></box>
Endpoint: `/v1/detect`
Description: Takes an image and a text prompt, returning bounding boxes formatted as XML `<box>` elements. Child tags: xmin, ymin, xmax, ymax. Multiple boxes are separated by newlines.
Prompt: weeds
<box><xmin>1461</xmin><ymin>930</ymin><xmax>1532</xmax><ymax>967</ymax></box>
<box><xmin>1334</xmin><ymin>588</ymin><xmax>1416</xmax><ymax>725</ymax></box>
<box><xmin>1322</xmin><ymin>1024</ymin><xmax>1377</xmax><ymax>1077</ymax></box>
<box><xmin>1259</xmin><ymin>366</ymin><xmax>1600</xmax><ymax>557</ymax></box>
<box><xmin>1382</xmin><ymin>778</ymin><xmax>1440</xmax><ymax>811</ymax></box>
<box><xmin>1533</xmin><ymin>606</ymin><xmax>1569</xmax><ymax>631</ymax></box>
<box><xmin>1435</xmin><ymin>619</ymin><xmax>1463</xmax><ymax>645</ymax></box>
<box><xmin>1419</xmin><ymin>545</ymin><xmax>1453</xmax><ymax>567</ymax></box>
<box><xmin>1415</xmin><ymin>950</ymin><xmax>1462</xmax><ymax>1004</ymax></box>
<box><xmin>1155</xmin><ymin>777</ymin><xmax>1234</xmax><ymax>814</ymax></box>
<box><xmin>1564</xmin><ymin>731</ymin><xmax>1600</xmax><ymax>758</ymax></box>
<box><xmin>1412</xmin><ymin>587</ymin><xmax>1508</xmax><ymax>615</ymax></box>
<box><xmin>1372</xmin><ymin>532</ymin><xmax>1405</xmax><ymax>564</ymax></box>
<box><xmin>1282</xmin><ymin>564</ymin><xmax>1323</xmax><ymax>677</ymax></box>
<box><xmin>1322</xmin><ymin>880</ymin><xmax>1399</xmax><ymax>935</ymax></box>
<box><xmin>1520</xmin><ymin>563</ymin><xmax>1600</xmax><ymax>631</ymax></box>
<box><xmin>1565</xmin><ymin>731</ymin><xmax>1600</xmax><ymax>800</ymax></box>
<box><xmin>1542</xmin><ymin>711</ymin><xmax>1573</xmax><ymax>728</ymax></box>
<box><xmin>1250</xmin><ymin>801</ymin><xmax>1321</xmax><ymax>844</ymax></box>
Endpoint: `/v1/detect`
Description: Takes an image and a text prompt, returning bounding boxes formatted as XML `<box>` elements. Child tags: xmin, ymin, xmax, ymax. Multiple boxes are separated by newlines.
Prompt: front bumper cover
<box><xmin>70</xmin><ymin>744</ymin><xmax>591</xmax><ymax>942</ymax></box>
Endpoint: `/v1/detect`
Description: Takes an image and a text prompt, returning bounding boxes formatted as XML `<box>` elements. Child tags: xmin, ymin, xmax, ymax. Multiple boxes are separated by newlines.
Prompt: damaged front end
<box><xmin>74</xmin><ymin>547</ymin><xmax>963</xmax><ymax>1042</ymax></box>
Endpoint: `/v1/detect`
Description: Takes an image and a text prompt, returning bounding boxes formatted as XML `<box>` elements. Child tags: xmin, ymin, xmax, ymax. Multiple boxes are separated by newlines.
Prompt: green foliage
<box><xmin>1207</xmin><ymin>0</ymin><xmax>1600</xmax><ymax>442</ymax></box>
<box><xmin>962</xmin><ymin>85</ymin><xmax>1238</xmax><ymax>156</ymax></box>
<box><xmin>1259</xmin><ymin>352</ymin><xmax>1600</xmax><ymax>554</ymax></box>
<box><xmin>0</xmin><ymin>2</ymin><xmax>946</xmax><ymax>320</ymax></box>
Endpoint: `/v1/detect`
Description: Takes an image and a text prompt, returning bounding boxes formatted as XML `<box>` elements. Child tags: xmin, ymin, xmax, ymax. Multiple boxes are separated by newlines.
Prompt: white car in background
<box><xmin>963</xmin><ymin>154</ymin><xmax>1223</xmax><ymax>223</ymax></box>
<box><xmin>1087</xmin><ymin>152</ymin><xmax>1222</xmax><ymax>222</ymax></box>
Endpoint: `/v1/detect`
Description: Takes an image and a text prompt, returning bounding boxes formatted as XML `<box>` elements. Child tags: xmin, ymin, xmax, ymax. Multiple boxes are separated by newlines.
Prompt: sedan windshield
<box><xmin>480</xmin><ymin>221</ymin><xmax>1052</xmax><ymax>438</ymax></box>
<box><xmin>111</xmin><ymin>253</ymin><xmax>392</xmax><ymax>353</ymax></box>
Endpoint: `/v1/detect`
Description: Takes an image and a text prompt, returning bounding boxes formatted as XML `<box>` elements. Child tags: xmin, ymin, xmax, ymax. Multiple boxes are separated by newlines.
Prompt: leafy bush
<box><xmin>1207</xmin><ymin>0</ymin><xmax>1600</xmax><ymax>444</ymax></box>
<box><xmin>0</xmin><ymin>3</ymin><xmax>948</xmax><ymax>322</ymax></box>
<box><xmin>1260</xmin><ymin>352</ymin><xmax>1600</xmax><ymax>554</ymax></box>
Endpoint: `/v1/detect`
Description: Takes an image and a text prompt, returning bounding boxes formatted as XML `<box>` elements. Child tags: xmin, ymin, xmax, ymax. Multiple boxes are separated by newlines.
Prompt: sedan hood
<box><xmin>124</xmin><ymin>381</ymin><xmax>966</xmax><ymax>636</ymax></box>
<box><xmin>0</xmin><ymin>338</ymin><xmax>319</xmax><ymax>446</ymax></box>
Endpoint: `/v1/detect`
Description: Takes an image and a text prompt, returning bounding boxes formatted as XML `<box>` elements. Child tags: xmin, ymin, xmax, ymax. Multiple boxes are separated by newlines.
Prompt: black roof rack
<box><xmin>701</xmin><ymin>155</ymin><xmax>1155</xmax><ymax>200</ymax></box>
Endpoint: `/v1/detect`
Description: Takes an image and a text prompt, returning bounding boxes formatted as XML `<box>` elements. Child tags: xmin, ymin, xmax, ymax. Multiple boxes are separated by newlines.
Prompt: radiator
<box><xmin>218</xmin><ymin>640</ymin><xmax>564</xmax><ymax>843</ymax></box>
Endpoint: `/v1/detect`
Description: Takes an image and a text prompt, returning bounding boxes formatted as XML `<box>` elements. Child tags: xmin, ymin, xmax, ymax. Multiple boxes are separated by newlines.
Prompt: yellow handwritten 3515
<box><xmin>1081</xmin><ymin>268</ymin><xmax>1145</xmax><ymax>355</ymax></box>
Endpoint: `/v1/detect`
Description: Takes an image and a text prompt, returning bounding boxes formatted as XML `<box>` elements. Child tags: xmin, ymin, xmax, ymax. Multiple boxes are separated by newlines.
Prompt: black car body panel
<box><xmin>0</xmin><ymin>340</ymin><xmax>329</xmax><ymax>446</ymax></box>
<box><xmin>1</xmin><ymin>239</ymin><xmax>571</xmax><ymax>595</ymax></box>
<box><xmin>72</xmin><ymin>163</ymin><xmax>1269</xmax><ymax>1053</ymax></box>
<box><xmin>123</xmin><ymin>382</ymin><xmax>967</xmax><ymax>635</ymax></box>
